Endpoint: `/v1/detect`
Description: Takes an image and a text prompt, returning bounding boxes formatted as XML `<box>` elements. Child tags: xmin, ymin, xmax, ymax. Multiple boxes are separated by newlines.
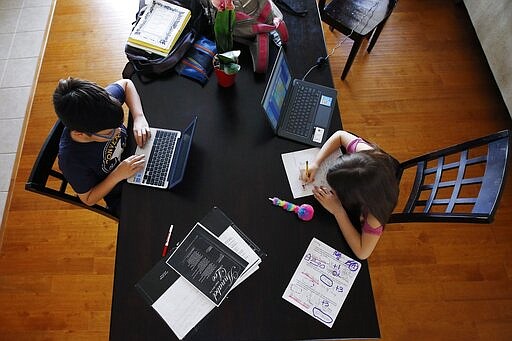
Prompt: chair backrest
<box><xmin>389</xmin><ymin>130</ymin><xmax>511</xmax><ymax>224</ymax></box>
<box><xmin>25</xmin><ymin>120</ymin><xmax>118</xmax><ymax>221</ymax></box>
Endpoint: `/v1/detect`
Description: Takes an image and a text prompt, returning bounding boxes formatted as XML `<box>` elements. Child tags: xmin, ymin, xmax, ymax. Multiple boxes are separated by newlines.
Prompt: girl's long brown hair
<box><xmin>326</xmin><ymin>148</ymin><xmax>400</xmax><ymax>226</ymax></box>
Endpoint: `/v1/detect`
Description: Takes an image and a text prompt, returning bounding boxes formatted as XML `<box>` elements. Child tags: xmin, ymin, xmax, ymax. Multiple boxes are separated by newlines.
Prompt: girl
<box><xmin>303</xmin><ymin>130</ymin><xmax>400</xmax><ymax>259</ymax></box>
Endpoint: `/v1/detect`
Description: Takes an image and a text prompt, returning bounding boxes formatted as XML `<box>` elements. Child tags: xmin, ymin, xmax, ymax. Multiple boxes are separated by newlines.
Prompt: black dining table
<box><xmin>109</xmin><ymin>0</ymin><xmax>380</xmax><ymax>339</ymax></box>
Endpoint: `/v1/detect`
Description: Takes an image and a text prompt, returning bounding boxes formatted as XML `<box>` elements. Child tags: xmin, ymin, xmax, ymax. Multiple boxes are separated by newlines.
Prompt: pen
<box><xmin>162</xmin><ymin>224</ymin><xmax>174</xmax><ymax>257</ymax></box>
<box><xmin>305</xmin><ymin>161</ymin><xmax>309</xmax><ymax>178</ymax></box>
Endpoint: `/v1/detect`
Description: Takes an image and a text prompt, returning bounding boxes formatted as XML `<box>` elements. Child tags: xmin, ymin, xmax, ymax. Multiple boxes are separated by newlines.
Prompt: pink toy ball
<box><xmin>269</xmin><ymin>197</ymin><xmax>314</xmax><ymax>221</ymax></box>
<box><xmin>296</xmin><ymin>204</ymin><xmax>314</xmax><ymax>221</ymax></box>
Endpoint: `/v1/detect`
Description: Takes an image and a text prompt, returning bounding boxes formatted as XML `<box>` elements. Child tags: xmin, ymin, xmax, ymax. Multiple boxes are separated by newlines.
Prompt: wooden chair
<box><xmin>25</xmin><ymin>120</ymin><xmax>118</xmax><ymax>221</ymax></box>
<box><xmin>318</xmin><ymin>0</ymin><xmax>398</xmax><ymax>79</ymax></box>
<box><xmin>389</xmin><ymin>130</ymin><xmax>511</xmax><ymax>224</ymax></box>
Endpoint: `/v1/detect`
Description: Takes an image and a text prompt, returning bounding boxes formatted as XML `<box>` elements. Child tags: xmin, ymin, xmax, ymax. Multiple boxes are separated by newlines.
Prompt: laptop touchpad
<box><xmin>315</xmin><ymin>105</ymin><xmax>331</xmax><ymax>126</ymax></box>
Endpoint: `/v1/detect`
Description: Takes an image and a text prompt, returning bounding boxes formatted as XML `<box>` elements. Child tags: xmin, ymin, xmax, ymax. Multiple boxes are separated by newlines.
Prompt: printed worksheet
<box><xmin>281</xmin><ymin>148</ymin><xmax>342</xmax><ymax>198</ymax></box>
<box><xmin>282</xmin><ymin>238</ymin><xmax>361</xmax><ymax>328</ymax></box>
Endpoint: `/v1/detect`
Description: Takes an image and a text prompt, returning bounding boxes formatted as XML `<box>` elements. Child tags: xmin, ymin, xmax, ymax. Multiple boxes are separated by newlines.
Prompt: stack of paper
<box><xmin>167</xmin><ymin>223</ymin><xmax>261</xmax><ymax>307</ymax></box>
<box><xmin>135</xmin><ymin>208</ymin><xmax>263</xmax><ymax>340</ymax></box>
<box><xmin>127</xmin><ymin>0</ymin><xmax>191</xmax><ymax>57</ymax></box>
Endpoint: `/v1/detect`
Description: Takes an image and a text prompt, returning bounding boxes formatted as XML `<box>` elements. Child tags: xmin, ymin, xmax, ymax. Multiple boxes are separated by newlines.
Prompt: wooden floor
<box><xmin>1</xmin><ymin>0</ymin><xmax>511</xmax><ymax>340</ymax></box>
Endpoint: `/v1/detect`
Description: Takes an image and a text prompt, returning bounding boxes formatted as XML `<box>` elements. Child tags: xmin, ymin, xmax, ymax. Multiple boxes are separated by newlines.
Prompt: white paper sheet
<box><xmin>152</xmin><ymin>277</ymin><xmax>215</xmax><ymax>340</ymax></box>
<box><xmin>281</xmin><ymin>148</ymin><xmax>343</xmax><ymax>198</ymax></box>
<box><xmin>282</xmin><ymin>238</ymin><xmax>361</xmax><ymax>328</ymax></box>
<box><xmin>219</xmin><ymin>226</ymin><xmax>261</xmax><ymax>286</ymax></box>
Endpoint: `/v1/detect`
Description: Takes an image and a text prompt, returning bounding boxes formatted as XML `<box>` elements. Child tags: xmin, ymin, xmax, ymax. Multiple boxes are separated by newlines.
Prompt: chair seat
<box><xmin>318</xmin><ymin>0</ymin><xmax>398</xmax><ymax>79</ymax></box>
<box><xmin>323</xmin><ymin>0</ymin><xmax>392</xmax><ymax>36</ymax></box>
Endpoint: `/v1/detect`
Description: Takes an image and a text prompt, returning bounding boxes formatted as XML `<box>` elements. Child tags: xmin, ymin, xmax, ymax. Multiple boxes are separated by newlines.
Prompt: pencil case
<box><xmin>175</xmin><ymin>36</ymin><xmax>217</xmax><ymax>86</ymax></box>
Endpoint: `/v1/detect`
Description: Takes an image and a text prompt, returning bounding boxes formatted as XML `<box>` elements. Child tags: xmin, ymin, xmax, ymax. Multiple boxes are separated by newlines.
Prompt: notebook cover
<box><xmin>166</xmin><ymin>223</ymin><xmax>249</xmax><ymax>306</ymax></box>
<box><xmin>135</xmin><ymin>253</ymin><xmax>179</xmax><ymax>305</ymax></box>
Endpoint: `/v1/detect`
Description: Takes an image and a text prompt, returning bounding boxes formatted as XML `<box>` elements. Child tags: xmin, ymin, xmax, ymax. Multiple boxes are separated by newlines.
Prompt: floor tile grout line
<box><xmin>11</xmin><ymin>6</ymin><xmax>23</xmax><ymax>55</ymax></box>
<box><xmin>0</xmin><ymin>6</ymin><xmax>21</xmax><ymax>85</ymax></box>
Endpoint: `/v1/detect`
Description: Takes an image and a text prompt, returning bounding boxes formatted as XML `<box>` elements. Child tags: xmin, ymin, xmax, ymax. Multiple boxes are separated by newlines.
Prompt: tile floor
<box><xmin>0</xmin><ymin>0</ymin><xmax>53</xmax><ymax>227</ymax></box>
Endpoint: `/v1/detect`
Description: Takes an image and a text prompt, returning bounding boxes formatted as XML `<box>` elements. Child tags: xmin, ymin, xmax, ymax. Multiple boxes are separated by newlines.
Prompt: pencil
<box><xmin>305</xmin><ymin>161</ymin><xmax>309</xmax><ymax>178</ymax></box>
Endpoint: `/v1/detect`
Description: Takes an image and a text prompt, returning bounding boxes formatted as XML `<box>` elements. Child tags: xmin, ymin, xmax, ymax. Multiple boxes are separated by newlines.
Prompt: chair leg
<box><xmin>367</xmin><ymin>22</ymin><xmax>385</xmax><ymax>53</ymax></box>
<box><xmin>342</xmin><ymin>38</ymin><xmax>363</xmax><ymax>80</ymax></box>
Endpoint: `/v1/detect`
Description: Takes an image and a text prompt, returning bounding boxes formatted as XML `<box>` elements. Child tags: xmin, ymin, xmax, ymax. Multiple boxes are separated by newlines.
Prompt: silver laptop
<box><xmin>261</xmin><ymin>47</ymin><xmax>337</xmax><ymax>147</ymax></box>
<box><xmin>127</xmin><ymin>116</ymin><xmax>197</xmax><ymax>189</ymax></box>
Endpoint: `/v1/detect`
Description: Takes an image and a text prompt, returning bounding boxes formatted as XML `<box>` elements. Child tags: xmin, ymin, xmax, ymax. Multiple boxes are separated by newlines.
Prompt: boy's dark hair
<box><xmin>327</xmin><ymin>149</ymin><xmax>400</xmax><ymax>225</ymax></box>
<box><xmin>53</xmin><ymin>77</ymin><xmax>124</xmax><ymax>133</ymax></box>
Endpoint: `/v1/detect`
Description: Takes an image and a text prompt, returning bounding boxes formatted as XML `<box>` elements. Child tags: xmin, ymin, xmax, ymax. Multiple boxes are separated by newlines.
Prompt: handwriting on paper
<box><xmin>282</xmin><ymin>238</ymin><xmax>361</xmax><ymax>328</ymax></box>
<box><xmin>281</xmin><ymin>148</ymin><xmax>343</xmax><ymax>199</ymax></box>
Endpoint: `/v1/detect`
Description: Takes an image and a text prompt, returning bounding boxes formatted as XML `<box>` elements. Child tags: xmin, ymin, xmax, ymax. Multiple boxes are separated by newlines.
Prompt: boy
<box><xmin>53</xmin><ymin>77</ymin><xmax>150</xmax><ymax>216</ymax></box>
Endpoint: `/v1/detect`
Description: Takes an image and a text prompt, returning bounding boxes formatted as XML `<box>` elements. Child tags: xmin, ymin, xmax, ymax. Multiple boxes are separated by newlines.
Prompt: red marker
<box><xmin>162</xmin><ymin>225</ymin><xmax>174</xmax><ymax>257</ymax></box>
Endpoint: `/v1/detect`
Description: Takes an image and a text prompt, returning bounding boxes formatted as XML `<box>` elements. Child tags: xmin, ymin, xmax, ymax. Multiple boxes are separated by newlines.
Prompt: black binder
<box><xmin>200</xmin><ymin>207</ymin><xmax>267</xmax><ymax>260</ymax></box>
<box><xmin>134</xmin><ymin>206</ymin><xmax>266</xmax><ymax>338</ymax></box>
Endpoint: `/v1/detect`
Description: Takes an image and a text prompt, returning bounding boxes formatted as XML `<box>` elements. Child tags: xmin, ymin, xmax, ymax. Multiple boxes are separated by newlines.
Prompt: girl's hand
<box><xmin>133</xmin><ymin>115</ymin><xmax>151</xmax><ymax>147</ymax></box>
<box><xmin>312</xmin><ymin>186</ymin><xmax>344</xmax><ymax>215</ymax></box>
<box><xmin>301</xmin><ymin>161</ymin><xmax>319</xmax><ymax>183</ymax></box>
<box><xmin>113</xmin><ymin>154</ymin><xmax>146</xmax><ymax>180</ymax></box>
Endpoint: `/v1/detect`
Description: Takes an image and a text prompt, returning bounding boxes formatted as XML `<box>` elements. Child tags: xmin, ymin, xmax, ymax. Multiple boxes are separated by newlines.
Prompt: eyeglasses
<box><xmin>89</xmin><ymin>126</ymin><xmax>121</xmax><ymax>140</ymax></box>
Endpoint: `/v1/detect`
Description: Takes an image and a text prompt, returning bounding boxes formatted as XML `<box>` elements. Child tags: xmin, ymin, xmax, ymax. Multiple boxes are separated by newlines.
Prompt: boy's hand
<box><xmin>133</xmin><ymin>116</ymin><xmax>151</xmax><ymax>147</ymax></box>
<box><xmin>114</xmin><ymin>154</ymin><xmax>146</xmax><ymax>180</ymax></box>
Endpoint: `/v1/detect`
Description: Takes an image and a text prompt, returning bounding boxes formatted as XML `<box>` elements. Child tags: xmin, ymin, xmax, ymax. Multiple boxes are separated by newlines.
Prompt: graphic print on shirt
<box><xmin>101</xmin><ymin>126</ymin><xmax>127</xmax><ymax>174</ymax></box>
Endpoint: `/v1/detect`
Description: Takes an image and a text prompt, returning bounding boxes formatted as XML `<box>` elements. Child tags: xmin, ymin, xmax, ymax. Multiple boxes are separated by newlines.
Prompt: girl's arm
<box><xmin>115</xmin><ymin>79</ymin><xmax>151</xmax><ymax>147</ymax></box>
<box><xmin>304</xmin><ymin>130</ymin><xmax>372</xmax><ymax>182</ymax></box>
<box><xmin>312</xmin><ymin>186</ymin><xmax>382</xmax><ymax>260</ymax></box>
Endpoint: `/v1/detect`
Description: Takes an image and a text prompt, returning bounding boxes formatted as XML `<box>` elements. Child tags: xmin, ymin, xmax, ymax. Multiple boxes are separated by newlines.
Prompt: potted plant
<box><xmin>211</xmin><ymin>0</ymin><xmax>240</xmax><ymax>87</ymax></box>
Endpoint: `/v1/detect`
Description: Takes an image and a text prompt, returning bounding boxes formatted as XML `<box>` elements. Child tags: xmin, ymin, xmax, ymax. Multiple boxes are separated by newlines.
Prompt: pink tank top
<box><xmin>361</xmin><ymin>210</ymin><xmax>384</xmax><ymax>236</ymax></box>
<box><xmin>346</xmin><ymin>137</ymin><xmax>371</xmax><ymax>154</ymax></box>
<box><xmin>362</xmin><ymin>219</ymin><xmax>384</xmax><ymax>236</ymax></box>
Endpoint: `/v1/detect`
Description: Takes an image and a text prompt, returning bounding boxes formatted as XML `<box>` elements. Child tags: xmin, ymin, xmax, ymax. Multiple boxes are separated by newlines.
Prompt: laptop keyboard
<box><xmin>284</xmin><ymin>84</ymin><xmax>320</xmax><ymax>137</ymax></box>
<box><xmin>136</xmin><ymin>130</ymin><xmax>179</xmax><ymax>187</ymax></box>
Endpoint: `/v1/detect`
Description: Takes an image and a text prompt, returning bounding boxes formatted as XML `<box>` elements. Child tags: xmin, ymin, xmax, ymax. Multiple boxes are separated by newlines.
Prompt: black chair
<box><xmin>389</xmin><ymin>130</ymin><xmax>511</xmax><ymax>224</ymax></box>
<box><xmin>25</xmin><ymin>120</ymin><xmax>118</xmax><ymax>221</ymax></box>
<box><xmin>318</xmin><ymin>0</ymin><xmax>398</xmax><ymax>79</ymax></box>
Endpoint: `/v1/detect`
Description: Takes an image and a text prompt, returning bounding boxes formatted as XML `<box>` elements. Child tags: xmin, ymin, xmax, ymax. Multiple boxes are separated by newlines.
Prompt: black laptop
<box><xmin>261</xmin><ymin>47</ymin><xmax>337</xmax><ymax>146</ymax></box>
<box><xmin>127</xmin><ymin>116</ymin><xmax>197</xmax><ymax>189</ymax></box>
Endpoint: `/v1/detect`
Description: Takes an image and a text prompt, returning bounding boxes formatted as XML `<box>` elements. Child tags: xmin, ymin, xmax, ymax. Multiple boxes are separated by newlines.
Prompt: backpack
<box><xmin>232</xmin><ymin>0</ymin><xmax>288</xmax><ymax>73</ymax></box>
<box><xmin>122</xmin><ymin>0</ymin><xmax>211</xmax><ymax>82</ymax></box>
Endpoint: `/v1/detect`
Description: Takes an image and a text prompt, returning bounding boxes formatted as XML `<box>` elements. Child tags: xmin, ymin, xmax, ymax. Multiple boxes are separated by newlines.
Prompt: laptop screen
<box><xmin>169</xmin><ymin>116</ymin><xmax>197</xmax><ymax>187</ymax></box>
<box><xmin>261</xmin><ymin>49</ymin><xmax>292</xmax><ymax>130</ymax></box>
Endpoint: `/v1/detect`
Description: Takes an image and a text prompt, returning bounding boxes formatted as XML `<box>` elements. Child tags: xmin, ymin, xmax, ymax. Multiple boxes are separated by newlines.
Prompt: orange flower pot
<box><xmin>214</xmin><ymin>68</ymin><xmax>236</xmax><ymax>87</ymax></box>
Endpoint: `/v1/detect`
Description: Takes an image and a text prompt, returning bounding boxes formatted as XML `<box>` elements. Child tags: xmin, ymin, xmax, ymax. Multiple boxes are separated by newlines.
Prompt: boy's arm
<box><xmin>77</xmin><ymin>154</ymin><xmax>145</xmax><ymax>206</ymax></box>
<box><xmin>115</xmin><ymin>79</ymin><xmax>151</xmax><ymax>147</ymax></box>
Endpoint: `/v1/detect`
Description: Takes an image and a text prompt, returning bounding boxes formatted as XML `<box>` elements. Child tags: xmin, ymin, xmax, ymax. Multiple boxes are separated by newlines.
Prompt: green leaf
<box><xmin>214</xmin><ymin>9</ymin><xmax>235</xmax><ymax>53</ymax></box>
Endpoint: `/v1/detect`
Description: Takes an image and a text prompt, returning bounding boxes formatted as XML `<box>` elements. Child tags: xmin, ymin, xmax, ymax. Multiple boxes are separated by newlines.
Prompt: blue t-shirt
<box><xmin>58</xmin><ymin>83</ymin><xmax>127</xmax><ymax>214</ymax></box>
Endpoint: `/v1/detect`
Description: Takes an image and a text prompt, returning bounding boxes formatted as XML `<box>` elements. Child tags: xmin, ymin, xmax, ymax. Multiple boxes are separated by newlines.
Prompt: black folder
<box><xmin>134</xmin><ymin>207</ymin><xmax>266</xmax><ymax>338</ymax></box>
